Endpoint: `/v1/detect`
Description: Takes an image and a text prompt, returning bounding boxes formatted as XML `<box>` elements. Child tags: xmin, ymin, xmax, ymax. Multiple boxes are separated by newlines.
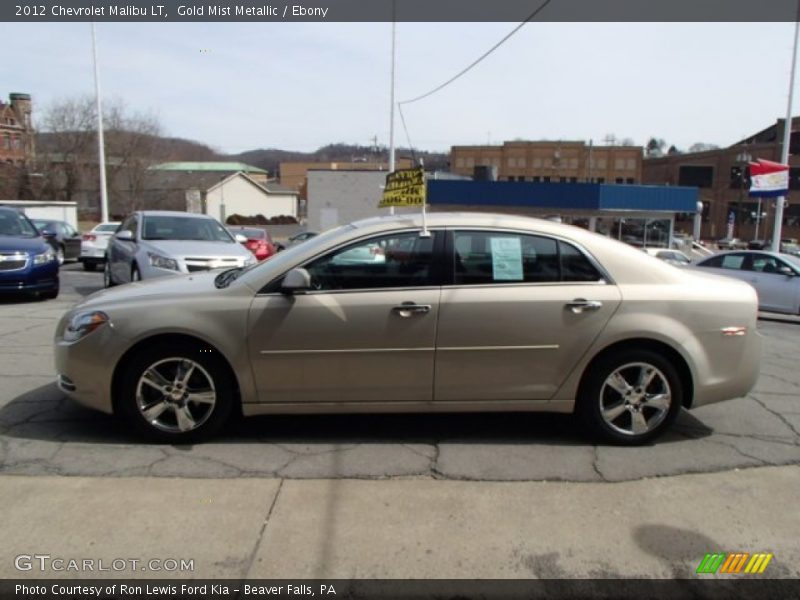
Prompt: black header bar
<box><xmin>5</xmin><ymin>0</ymin><xmax>800</xmax><ymax>23</ymax></box>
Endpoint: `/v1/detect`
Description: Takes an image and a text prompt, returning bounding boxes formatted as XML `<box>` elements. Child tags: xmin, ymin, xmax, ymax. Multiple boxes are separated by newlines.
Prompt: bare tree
<box><xmin>36</xmin><ymin>95</ymin><xmax>164</xmax><ymax>216</ymax></box>
<box><xmin>36</xmin><ymin>96</ymin><xmax>96</xmax><ymax>204</ymax></box>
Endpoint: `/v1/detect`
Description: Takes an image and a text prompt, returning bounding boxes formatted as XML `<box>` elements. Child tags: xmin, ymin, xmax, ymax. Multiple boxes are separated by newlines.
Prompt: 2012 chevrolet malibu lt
<box><xmin>54</xmin><ymin>213</ymin><xmax>762</xmax><ymax>445</ymax></box>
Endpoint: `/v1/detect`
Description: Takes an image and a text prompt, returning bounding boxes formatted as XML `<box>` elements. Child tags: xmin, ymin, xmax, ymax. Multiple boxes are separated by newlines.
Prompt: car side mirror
<box><xmin>778</xmin><ymin>266</ymin><xmax>796</xmax><ymax>277</ymax></box>
<box><xmin>41</xmin><ymin>229</ymin><xmax>56</xmax><ymax>239</ymax></box>
<box><xmin>281</xmin><ymin>268</ymin><xmax>312</xmax><ymax>294</ymax></box>
<box><xmin>115</xmin><ymin>230</ymin><xmax>134</xmax><ymax>242</ymax></box>
<box><xmin>234</xmin><ymin>234</ymin><xmax>248</xmax><ymax>243</ymax></box>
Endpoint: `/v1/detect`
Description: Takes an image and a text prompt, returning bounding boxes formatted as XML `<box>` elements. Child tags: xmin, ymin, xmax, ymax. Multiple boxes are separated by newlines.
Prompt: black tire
<box><xmin>103</xmin><ymin>260</ymin><xmax>116</xmax><ymax>287</ymax></box>
<box><xmin>576</xmin><ymin>348</ymin><xmax>683</xmax><ymax>446</ymax></box>
<box><xmin>83</xmin><ymin>261</ymin><xmax>97</xmax><ymax>272</ymax></box>
<box><xmin>131</xmin><ymin>264</ymin><xmax>141</xmax><ymax>282</ymax></box>
<box><xmin>116</xmin><ymin>342</ymin><xmax>235</xmax><ymax>443</ymax></box>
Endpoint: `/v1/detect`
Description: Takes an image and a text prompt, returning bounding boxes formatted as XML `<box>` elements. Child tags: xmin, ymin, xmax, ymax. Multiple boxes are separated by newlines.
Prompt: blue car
<box><xmin>0</xmin><ymin>206</ymin><xmax>59</xmax><ymax>299</ymax></box>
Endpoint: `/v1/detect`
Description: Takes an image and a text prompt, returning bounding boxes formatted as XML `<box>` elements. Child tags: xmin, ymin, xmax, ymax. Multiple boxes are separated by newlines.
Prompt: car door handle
<box><xmin>565</xmin><ymin>299</ymin><xmax>603</xmax><ymax>314</ymax></box>
<box><xmin>392</xmin><ymin>303</ymin><xmax>431</xmax><ymax>318</ymax></box>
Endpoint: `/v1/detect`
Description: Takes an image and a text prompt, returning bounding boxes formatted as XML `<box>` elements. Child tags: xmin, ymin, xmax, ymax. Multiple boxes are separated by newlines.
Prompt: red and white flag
<box><xmin>749</xmin><ymin>159</ymin><xmax>789</xmax><ymax>197</ymax></box>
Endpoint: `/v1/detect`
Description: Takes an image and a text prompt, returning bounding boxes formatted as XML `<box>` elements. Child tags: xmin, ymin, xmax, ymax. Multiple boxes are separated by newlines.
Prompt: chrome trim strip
<box><xmin>438</xmin><ymin>345</ymin><xmax>559</xmax><ymax>351</ymax></box>
<box><xmin>259</xmin><ymin>347</ymin><xmax>435</xmax><ymax>355</ymax></box>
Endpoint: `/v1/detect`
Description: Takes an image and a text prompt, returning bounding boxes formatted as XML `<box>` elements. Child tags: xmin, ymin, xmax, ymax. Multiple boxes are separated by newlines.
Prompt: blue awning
<box><xmin>427</xmin><ymin>181</ymin><xmax>698</xmax><ymax>213</ymax></box>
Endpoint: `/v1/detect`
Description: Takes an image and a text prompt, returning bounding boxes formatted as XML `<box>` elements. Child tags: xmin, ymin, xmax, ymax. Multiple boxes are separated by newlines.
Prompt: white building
<box><xmin>307</xmin><ymin>170</ymin><xmax>418</xmax><ymax>232</ymax></box>
<box><xmin>203</xmin><ymin>172</ymin><xmax>298</xmax><ymax>223</ymax></box>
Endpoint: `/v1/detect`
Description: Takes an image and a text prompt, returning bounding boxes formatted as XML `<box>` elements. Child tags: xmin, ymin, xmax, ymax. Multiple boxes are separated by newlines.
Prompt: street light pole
<box><xmin>91</xmin><ymin>22</ymin><xmax>109</xmax><ymax>224</ymax></box>
<box><xmin>772</xmin><ymin>11</ymin><xmax>800</xmax><ymax>251</ymax></box>
<box><xmin>387</xmin><ymin>4</ymin><xmax>396</xmax><ymax>216</ymax></box>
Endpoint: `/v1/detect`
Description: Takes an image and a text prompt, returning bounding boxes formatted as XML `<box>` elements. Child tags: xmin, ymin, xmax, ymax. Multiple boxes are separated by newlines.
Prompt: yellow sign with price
<box><xmin>379</xmin><ymin>167</ymin><xmax>426</xmax><ymax>208</ymax></box>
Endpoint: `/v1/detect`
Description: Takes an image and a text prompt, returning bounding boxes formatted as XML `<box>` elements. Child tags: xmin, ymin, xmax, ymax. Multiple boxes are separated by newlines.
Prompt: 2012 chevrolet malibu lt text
<box><xmin>54</xmin><ymin>213</ymin><xmax>762</xmax><ymax>445</ymax></box>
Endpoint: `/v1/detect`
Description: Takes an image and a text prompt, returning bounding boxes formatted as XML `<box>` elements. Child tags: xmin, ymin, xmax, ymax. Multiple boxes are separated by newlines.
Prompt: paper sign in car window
<box><xmin>491</xmin><ymin>237</ymin><xmax>524</xmax><ymax>281</ymax></box>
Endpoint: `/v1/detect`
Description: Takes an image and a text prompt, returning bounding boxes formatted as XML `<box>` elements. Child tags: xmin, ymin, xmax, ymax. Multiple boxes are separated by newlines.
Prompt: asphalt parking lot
<box><xmin>1</xmin><ymin>262</ymin><xmax>799</xmax><ymax>482</ymax></box>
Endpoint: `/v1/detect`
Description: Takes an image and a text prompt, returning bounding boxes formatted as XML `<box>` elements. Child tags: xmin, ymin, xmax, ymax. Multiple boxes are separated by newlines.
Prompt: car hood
<box><xmin>0</xmin><ymin>235</ymin><xmax>49</xmax><ymax>253</ymax></box>
<box><xmin>78</xmin><ymin>271</ymin><xmax>222</xmax><ymax>308</ymax></box>
<box><xmin>143</xmin><ymin>240</ymin><xmax>251</xmax><ymax>258</ymax></box>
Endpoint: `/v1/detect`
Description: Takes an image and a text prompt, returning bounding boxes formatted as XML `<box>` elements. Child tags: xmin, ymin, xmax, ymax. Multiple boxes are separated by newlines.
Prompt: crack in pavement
<box><xmin>240</xmin><ymin>479</ymin><xmax>284</xmax><ymax>584</ymax></box>
<box><xmin>591</xmin><ymin>445</ymin><xmax>608</xmax><ymax>482</ymax></box>
<box><xmin>750</xmin><ymin>394</ymin><xmax>800</xmax><ymax>439</ymax></box>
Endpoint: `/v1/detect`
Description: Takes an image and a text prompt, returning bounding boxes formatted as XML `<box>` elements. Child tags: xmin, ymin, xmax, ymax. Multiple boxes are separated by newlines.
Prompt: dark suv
<box><xmin>0</xmin><ymin>206</ymin><xmax>59</xmax><ymax>299</ymax></box>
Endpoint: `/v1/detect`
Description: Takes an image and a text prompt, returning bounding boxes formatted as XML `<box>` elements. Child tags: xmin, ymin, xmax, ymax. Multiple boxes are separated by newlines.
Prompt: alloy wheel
<box><xmin>598</xmin><ymin>362</ymin><xmax>672</xmax><ymax>436</ymax></box>
<box><xmin>135</xmin><ymin>358</ymin><xmax>217</xmax><ymax>434</ymax></box>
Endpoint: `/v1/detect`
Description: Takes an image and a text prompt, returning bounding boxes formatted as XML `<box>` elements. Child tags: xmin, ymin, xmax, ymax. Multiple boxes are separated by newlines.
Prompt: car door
<box><xmin>746</xmin><ymin>254</ymin><xmax>799</xmax><ymax>313</ymax></box>
<box><xmin>61</xmin><ymin>222</ymin><xmax>82</xmax><ymax>259</ymax></box>
<box><xmin>108</xmin><ymin>215</ymin><xmax>138</xmax><ymax>283</ymax></box>
<box><xmin>247</xmin><ymin>230</ymin><xmax>442</xmax><ymax>404</ymax></box>
<box><xmin>434</xmin><ymin>230</ymin><xmax>622</xmax><ymax>402</ymax></box>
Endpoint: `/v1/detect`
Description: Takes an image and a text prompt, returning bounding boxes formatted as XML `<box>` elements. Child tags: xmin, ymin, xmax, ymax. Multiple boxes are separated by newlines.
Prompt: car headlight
<box><xmin>148</xmin><ymin>252</ymin><xmax>179</xmax><ymax>271</ymax></box>
<box><xmin>33</xmin><ymin>248</ymin><xmax>56</xmax><ymax>265</ymax></box>
<box><xmin>64</xmin><ymin>311</ymin><xmax>109</xmax><ymax>342</ymax></box>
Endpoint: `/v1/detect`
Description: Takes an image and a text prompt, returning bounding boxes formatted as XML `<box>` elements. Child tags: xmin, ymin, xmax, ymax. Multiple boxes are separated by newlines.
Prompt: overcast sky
<box><xmin>2</xmin><ymin>21</ymin><xmax>798</xmax><ymax>154</ymax></box>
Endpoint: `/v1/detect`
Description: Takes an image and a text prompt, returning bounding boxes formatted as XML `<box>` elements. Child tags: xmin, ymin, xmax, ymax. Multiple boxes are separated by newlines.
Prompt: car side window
<box><xmin>700</xmin><ymin>256</ymin><xmax>724</xmax><ymax>268</ymax></box>
<box><xmin>119</xmin><ymin>216</ymin><xmax>138</xmax><ymax>238</ymax></box>
<box><xmin>559</xmin><ymin>240</ymin><xmax>604</xmax><ymax>282</ymax></box>
<box><xmin>720</xmin><ymin>254</ymin><xmax>746</xmax><ymax>270</ymax></box>
<box><xmin>453</xmin><ymin>231</ymin><xmax>602</xmax><ymax>285</ymax></box>
<box><xmin>304</xmin><ymin>232</ymin><xmax>436</xmax><ymax>291</ymax></box>
<box><xmin>749</xmin><ymin>256</ymin><xmax>781</xmax><ymax>274</ymax></box>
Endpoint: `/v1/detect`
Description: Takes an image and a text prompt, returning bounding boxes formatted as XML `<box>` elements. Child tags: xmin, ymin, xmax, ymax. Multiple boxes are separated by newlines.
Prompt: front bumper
<box><xmin>54</xmin><ymin>321</ymin><xmax>126</xmax><ymax>415</ymax></box>
<box><xmin>0</xmin><ymin>261</ymin><xmax>59</xmax><ymax>293</ymax></box>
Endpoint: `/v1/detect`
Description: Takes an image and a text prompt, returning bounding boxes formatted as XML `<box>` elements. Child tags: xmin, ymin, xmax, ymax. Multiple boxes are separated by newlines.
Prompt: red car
<box><xmin>226</xmin><ymin>226</ymin><xmax>277</xmax><ymax>261</ymax></box>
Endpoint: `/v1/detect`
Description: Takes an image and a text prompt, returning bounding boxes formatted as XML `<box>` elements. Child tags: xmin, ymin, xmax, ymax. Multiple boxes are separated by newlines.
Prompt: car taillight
<box><xmin>83</xmin><ymin>234</ymin><xmax>96</xmax><ymax>242</ymax></box>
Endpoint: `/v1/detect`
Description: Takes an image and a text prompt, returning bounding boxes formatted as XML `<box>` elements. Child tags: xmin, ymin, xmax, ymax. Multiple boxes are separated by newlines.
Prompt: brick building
<box><xmin>642</xmin><ymin>117</ymin><xmax>800</xmax><ymax>241</ymax></box>
<box><xmin>0</xmin><ymin>93</ymin><xmax>34</xmax><ymax>166</ymax></box>
<box><xmin>280</xmin><ymin>159</ymin><xmax>414</xmax><ymax>201</ymax></box>
<box><xmin>450</xmin><ymin>141</ymin><xmax>643</xmax><ymax>184</ymax></box>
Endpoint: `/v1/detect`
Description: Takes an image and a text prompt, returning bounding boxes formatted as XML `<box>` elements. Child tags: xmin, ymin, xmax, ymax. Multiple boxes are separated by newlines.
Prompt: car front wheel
<box><xmin>577</xmin><ymin>349</ymin><xmax>683</xmax><ymax>445</ymax></box>
<box><xmin>117</xmin><ymin>343</ymin><xmax>235</xmax><ymax>443</ymax></box>
<box><xmin>103</xmin><ymin>261</ymin><xmax>115</xmax><ymax>287</ymax></box>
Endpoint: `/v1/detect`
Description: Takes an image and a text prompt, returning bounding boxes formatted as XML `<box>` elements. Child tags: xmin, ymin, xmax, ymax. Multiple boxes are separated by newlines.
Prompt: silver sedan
<box><xmin>55</xmin><ymin>213</ymin><xmax>762</xmax><ymax>445</ymax></box>
<box><xmin>694</xmin><ymin>250</ymin><xmax>800</xmax><ymax>315</ymax></box>
<box><xmin>104</xmin><ymin>211</ymin><xmax>255</xmax><ymax>286</ymax></box>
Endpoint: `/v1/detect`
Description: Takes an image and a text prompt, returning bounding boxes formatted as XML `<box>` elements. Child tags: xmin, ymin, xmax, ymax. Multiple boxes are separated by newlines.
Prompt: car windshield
<box><xmin>142</xmin><ymin>216</ymin><xmax>234</xmax><ymax>242</ymax></box>
<box><xmin>784</xmin><ymin>254</ymin><xmax>800</xmax><ymax>269</ymax></box>
<box><xmin>230</xmin><ymin>228</ymin><xmax>266</xmax><ymax>240</ymax></box>
<box><xmin>0</xmin><ymin>210</ymin><xmax>38</xmax><ymax>238</ymax></box>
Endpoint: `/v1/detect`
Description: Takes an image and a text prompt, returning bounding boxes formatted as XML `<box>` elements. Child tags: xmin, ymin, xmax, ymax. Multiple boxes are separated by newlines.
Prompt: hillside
<box><xmin>35</xmin><ymin>133</ymin><xmax>450</xmax><ymax>176</ymax></box>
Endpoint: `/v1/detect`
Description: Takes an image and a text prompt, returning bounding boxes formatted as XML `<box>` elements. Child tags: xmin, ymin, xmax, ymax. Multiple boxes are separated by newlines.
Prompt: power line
<box><xmin>397</xmin><ymin>103</ymin><xmax>417</xmax><ymax>164</ymax></box>
<box><xmin>398</xmin><ymin>0</ymin><xmax>554</xmax><ymax>107</ymax></box>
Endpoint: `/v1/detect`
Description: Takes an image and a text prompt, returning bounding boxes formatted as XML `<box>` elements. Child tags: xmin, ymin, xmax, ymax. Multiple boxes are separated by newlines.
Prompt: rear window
<box><xmin>95</xmin><ymin>223</ymin><xmax>119</xmax><ymax>232</ymax></box>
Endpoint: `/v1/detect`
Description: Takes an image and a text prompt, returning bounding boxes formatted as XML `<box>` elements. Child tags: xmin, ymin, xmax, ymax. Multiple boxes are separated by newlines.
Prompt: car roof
<box><xmin>135</xmin><ymin>210</ymin><xmax>215</xmax><ymax>220</ymax></box>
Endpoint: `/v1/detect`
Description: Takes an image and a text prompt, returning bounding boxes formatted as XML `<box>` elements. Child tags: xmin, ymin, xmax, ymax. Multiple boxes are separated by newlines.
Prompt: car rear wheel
<box><xmin>117</xmin><ymin>342</ymin><xmax>235</xmax><ymax>443</ymax></box>
<box><xmin>577</xmin><ymin>349</ymin><xmax>683</xmax><ymax>445</ymax></box>
<box><xmin>103</xmin><ymin>261</ymin><xmax>115</xmax><ymax>287</ymax></box>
